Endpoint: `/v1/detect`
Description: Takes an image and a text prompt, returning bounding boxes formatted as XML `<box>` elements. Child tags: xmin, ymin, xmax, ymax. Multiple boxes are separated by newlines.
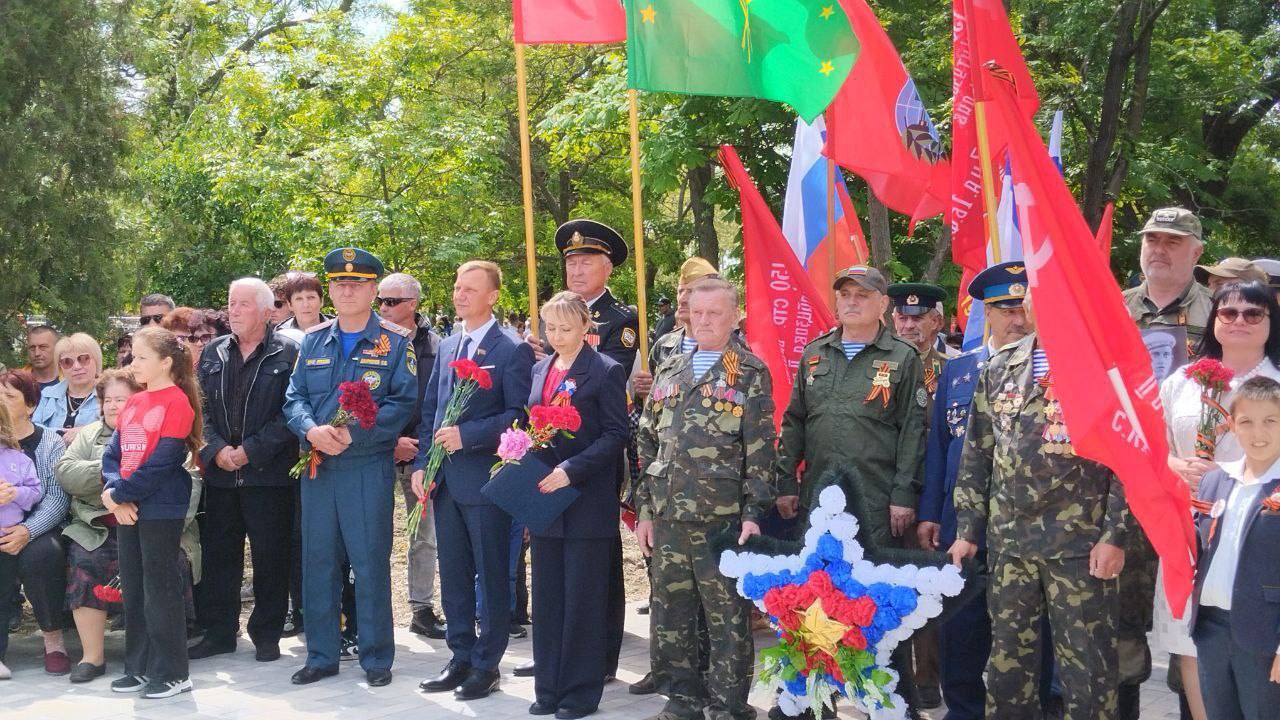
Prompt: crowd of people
<box><xmin>0</xmin><ymin>208</ymin><xmax>1278</xmax><ymax>720</ymax></box>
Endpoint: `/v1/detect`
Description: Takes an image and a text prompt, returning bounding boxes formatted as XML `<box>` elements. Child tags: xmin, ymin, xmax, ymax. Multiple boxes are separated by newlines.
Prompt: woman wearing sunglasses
<box><xmin>32</xmin><ymin>333</ymin><xmax>102</xmax><ymax>445</ymax></box>
<box><xmin>1150</xmin><ymin>280</ymin><xmax>1280</xmax><ymax>720</ymax></box>
<box><xmin>160</xmin><ymin>308</ymin><xmax>220</xmax><ymax>368</ymax></box>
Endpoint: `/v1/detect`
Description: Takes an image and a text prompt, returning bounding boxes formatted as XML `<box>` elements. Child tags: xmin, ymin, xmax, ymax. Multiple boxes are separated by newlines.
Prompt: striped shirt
<box><xmin>691</xmin><ymin>351</ymin><xmax>723</xmax><ymax>379</ymax></box>
<box><xmin>1032</xmin><ymin>348</ymin><xmax>1050</xmax><ymax>380</ymax></box>
<box><xmin>681</xmin><ymin>336</ymin><xmax>697</xmax><ymax>354</ymax></box>
<box><xmin>840</xmin><ymin>342</ymin><xmax>867</xmax><ymax>361</ymax></box>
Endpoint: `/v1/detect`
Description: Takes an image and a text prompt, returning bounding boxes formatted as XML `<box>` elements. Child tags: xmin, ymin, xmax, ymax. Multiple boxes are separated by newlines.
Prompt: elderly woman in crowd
<box><xmin>32</xmin><ymin>333</ymin><xmax>102</xmax><ymax>444</ymax></box>
<box><xmin>1153</xmin><ymin>280</ymin><xmax>1280</xmax><ymax>720</ymax></box>
<box><xmin>0</xmin><ymin>370</ymin><xmax>70</xmax><ymax>675</ymax></box>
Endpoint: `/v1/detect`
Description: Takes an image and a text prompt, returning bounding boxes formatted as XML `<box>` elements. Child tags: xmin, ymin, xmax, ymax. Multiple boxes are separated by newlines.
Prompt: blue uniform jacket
<box><xmin>414</xmin><ymin>322</ymin><xmax>535</xmax><ymax>505</ymax></box>
<box><xmin>284</xmin><ymin>313</ymin><xmax>418</xmax><ymax>460</ymax></box>
<box><xmin>527</xmin><ymin>344</ymin><xmax>629</xmax><ymax>539</ymax></box>
<box><xmin>919</xmin><ymin>346</ymin><xmax>989</xmax><ymax>547</ymax></box>
<box><xmin>1189</xmin><ymin>469</ymin><xmax>1280</xmax><ymax>656</ymax></box>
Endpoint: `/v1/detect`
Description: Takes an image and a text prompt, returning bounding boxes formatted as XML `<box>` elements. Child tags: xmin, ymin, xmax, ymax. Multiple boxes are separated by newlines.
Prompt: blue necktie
<box><xmin>457</xmin><ymin>335</ymin><xmax>472</xmax><ymax>362</ymax></box>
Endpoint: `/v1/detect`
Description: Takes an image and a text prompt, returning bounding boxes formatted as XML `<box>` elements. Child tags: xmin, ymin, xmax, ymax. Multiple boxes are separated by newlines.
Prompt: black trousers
<box><xmin>0</xmin><ymin>551</ymin><xmax>19</xmax><ymax>657</ymax></box>
<box><xmin>196</xmin><ymin>484</ymin><xmax>294</xmax><ymax>647</ymax></box>
<box><xmin>18</xmin><ymin>529</ymin><xmax>68</xmax><ymax>631</ymax></box>
<box><xmin>605</xmin><ymin>532</ymin><xmax>624</xmax><ymax>676</ymax></box>
<box><xmin>119</xmin><ymin>519</ymin><xmax>188</xmax><ymax>683</ymax></box>
<box><xmin>532</xmin><ymin>535</ymin><xmax>611</xmax><ymax>713</ymax></box>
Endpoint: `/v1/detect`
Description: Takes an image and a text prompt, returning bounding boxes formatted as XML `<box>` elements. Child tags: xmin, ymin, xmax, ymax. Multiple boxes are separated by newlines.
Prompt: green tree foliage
<box><xmin>0</xmin><ymin>0</ymin><xmax>127</xmax><ymax>353</ymax></box>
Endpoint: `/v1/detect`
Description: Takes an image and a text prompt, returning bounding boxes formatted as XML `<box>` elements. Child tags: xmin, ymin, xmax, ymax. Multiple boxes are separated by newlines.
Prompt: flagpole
<box><xmin>628</xmin><ymin>89</ymin><xmax>651</xmax><ymax>369</ymax></box>
<box><xmin>515</xmin><ymin>42</ymin><xmax>540</xmax><ymax>335</ymax></box>
<box><xmin>827</xmin><ymin>158</ymin><xmax>838</xmax><ymax>311</ymax></box>
<box><xmin>974</xmin><ymin>101</ymin><xmax>1003</xmax><ymax>265</ymax></box>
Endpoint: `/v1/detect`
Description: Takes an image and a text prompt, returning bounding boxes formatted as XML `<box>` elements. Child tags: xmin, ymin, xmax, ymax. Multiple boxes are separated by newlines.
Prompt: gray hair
<box><xmin>688</xmin><ymin>277</ymin><xmax>740</xmax><ymax>308</ymax></box>
<box><xmin>380</xmin><ymin>272</ymin><xmax>422</xmax><ymax>299</ymax></box>
<box><xmin>229</xmin><ymin>277</ymin><xmax>276</xmax><ymax>311</ymax></box>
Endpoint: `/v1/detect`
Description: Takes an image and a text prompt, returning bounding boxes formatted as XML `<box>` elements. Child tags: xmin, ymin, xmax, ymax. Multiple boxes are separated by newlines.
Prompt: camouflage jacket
<box><xmin>635</xmin><ymin>345</ymin><xmax>777</xmax><ymax>523</ymax></box>
<box><xmin>775</xmin><ymin>325</ymin><xmax>927</xmax><ymax>540</ymax></box>
<box><xmin>954</xmin><ymin>334</ymin><xmax>1129</xmax><ymax>560</ymax></box>
<box><xmin>1123</xmin><ymin>280</ymin><xmax>1213</xmax><ymax>348</ymax></box>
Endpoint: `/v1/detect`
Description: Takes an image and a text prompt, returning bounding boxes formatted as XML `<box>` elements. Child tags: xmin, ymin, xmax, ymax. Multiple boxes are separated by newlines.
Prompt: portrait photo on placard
<box><xmin>1141</xmin><ymin>326</ymin><xmax>1188</xmax><ymax>383</ymax></box>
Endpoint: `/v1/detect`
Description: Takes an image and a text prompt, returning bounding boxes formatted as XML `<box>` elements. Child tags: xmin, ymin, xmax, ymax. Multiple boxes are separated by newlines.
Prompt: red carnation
<box><xmin>337</xmin><ymin>381</ymin><xmax>378</xmax><ymax>429</ymax></box>
<box><xmin>1184</xmin><ymin>358</ymin><xmax>1234</xmax><ymax>392</ymax></box>
<box><xmin>841</xmin><ymin>625</ymin><xmax>868</xmax><ymax>651</ymax></box>
<box><xmin>475</xmin><ymin>367</ymin><xmax>493</xmax><ymax>390</ymax></box>
<box><xmin>93</xmin><ymin>583</ymin><xmax>123</xmax><ymax>604</ymax></box>
<box><xmin>849</xmin><ymin>595</ymin><xmax>878</xmax><ymax>627</ymax></box>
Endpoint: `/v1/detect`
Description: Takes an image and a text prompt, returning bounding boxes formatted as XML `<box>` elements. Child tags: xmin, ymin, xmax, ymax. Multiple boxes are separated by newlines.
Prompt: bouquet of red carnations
<box><xmin>93</xmin><ymin>575</ymin><xmax>122</xmax><ymax>605</ymax></box>
<box><xmin>406</xmin><ymin>359</ymin><xmax>492</xmax><ymax>538</ymax></box>
<box><xmin>291</xmin><ymin>381</ymin><xmax>379</xmax><ymax>479</ymax></box>
<box><xmin>1184</xmin><ymin>358</ymin><xmax>1234</xmax><ymax>460</ymax></box>
<box><xmin>491</xmin><ymin>403</ymin><xmax>582</xmax><ymax>475</ymax></box>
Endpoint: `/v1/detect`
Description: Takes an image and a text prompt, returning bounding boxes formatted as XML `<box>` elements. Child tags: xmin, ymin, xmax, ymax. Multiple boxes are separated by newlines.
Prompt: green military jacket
<box><xmin>1122</xmin><ymin>280</ymin><xmax>1213</xmax><ymax>347</ymax></box>
<box><xmin>954</xmin><ymin>334</ymin><xmax>1129</xmax><ymax>560</ymax></box>
<box><xmin>919</xmin><ymin>344</ymin><xmax>948</xmax><ymax>426</ymax></box>
<box><xmin>775</xmin><ymin>324</ymin><xmax>927</xmax><ymax>544</ymax></box>
<box><xmin>635</xmin><ymin>345</ymin><xmax>777</xmax><ymax>524</ymax></box>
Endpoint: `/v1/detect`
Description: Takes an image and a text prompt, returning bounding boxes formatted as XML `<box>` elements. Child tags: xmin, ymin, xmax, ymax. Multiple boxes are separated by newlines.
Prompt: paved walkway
<box><xmin>4</xmin><ymin>605</ymin><xmax>1181</xmax><ymax>719</ymax></box>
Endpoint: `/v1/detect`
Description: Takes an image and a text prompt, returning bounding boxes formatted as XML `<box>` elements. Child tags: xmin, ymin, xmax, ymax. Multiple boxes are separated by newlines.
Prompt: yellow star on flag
<box><xmin>820</xmin><ymin>5</ymin><xmax>835</xmax><ymax>19</ymax></box>
<box><xmin>641</xmin><ymin>4</ymin><xmax>656</xmax><ymax>23</ymax></box>
<box><xmin>819</xmin><ymin>60</ymin><xmax>835</xmax><ymax>77</ymax></box>
<box><xmin>794</xmin><ymin>599</ymin><xmax>849</xmax><ymax>656</ymax></box>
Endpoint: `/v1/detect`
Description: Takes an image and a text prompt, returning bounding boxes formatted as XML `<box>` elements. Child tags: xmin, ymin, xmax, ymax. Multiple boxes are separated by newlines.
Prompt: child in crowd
<box><xmin>1191</xmin><ymin>375</ymin><xmax>1280</xmax><ymax>719</ymax></box>
<box><xmin>0</xmin><ymin>400</ymin><xmax>42</xmax><ymax>680</ymax></box>
<box><xmin>101</xmin><ymin>326</ymin><xmax>202</xmax><ymax>699</ymax></box>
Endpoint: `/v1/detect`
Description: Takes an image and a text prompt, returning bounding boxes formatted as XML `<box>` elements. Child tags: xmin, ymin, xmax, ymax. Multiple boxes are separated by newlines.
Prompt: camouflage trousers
<box><xmin>1117</xmin><ymin>525</ymin><xmax>1158</xmax><ymax>688</ymax></box>
<box><xmin>651</xmin><ymin>518</ymin><xmax>756</xmax><ymax>720</ymax></box>
<box><xmin>987</xmin><ymin>552</ymin><xmax>1118</xmax><ymax>720</ymax></box>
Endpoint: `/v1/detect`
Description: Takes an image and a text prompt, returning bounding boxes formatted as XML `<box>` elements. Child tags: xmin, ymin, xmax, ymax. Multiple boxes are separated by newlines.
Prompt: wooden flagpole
<box><xmin>827</xmin><ymin>157</ymin><xmax>838</xmax><ymax>311</ymax></box>
<box><xmin>628</xmin><ymin>89</ymin><xmax>650</xmax><ymax>370</ymax></box>
<box><xmin>515</xmin><ymin>42</ymin><xmax>540</xmax><ymax>335</ymax></box>
<box><xmin>974</xmin><ymin>101</ymin><xmax>1003</xmax><ymax>264</ymax></box>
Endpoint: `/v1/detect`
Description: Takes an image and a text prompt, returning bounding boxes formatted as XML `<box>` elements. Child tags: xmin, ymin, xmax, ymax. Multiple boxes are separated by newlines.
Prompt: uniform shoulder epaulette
<box><xmin>379</xmin><ymin>318</ymin><xmax>412</xmax><ymax>338</ymax></box>
<box><xmin>804</xmin><ymin>328</ymin><xmax>839</xmax><ymax>350</ymax></box>
<box><xmin>613</xmin><ymin>300</ymin><xmax>638</xmax><ymax>319</ymax></box>
<box><xmin>306</xmin><ymin>319</ymin><xmax>334</xmax><ymax>334</ymax></box>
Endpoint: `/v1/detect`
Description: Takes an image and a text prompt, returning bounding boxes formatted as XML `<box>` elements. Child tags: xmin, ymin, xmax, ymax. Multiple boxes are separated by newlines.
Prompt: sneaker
<box><xmin>0</xmin><ymin>659</ymin><xmax>11</xmax><ymax>680</ymax></box>
<box><xmin>141</xmin><ymin>678</ymin><xmax>193</xmax><ymax>698</ymax></box>
<box><xmin>111</xmin><ymin>674</ymin><xmax>148</xmax><ymax>693</ymax></box>
<box><xmin>282</xmin><ymin>611</ymin><xmax>303</xmax><ymax>638</ymax></box>
<box><xmin>339</xmin><ymin>635</ymin><xmax>359</xmax><ymax>661</ymax></box>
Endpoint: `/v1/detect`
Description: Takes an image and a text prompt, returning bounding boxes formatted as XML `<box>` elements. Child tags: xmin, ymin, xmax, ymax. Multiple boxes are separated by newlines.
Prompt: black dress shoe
<box><xmin>187</xmin><ymin>637</ymin><xmax>236</xmax><ymax>660</ymax></box>
<box><xmin>367</xmin><ymin>668</ymin><xmax>392</xmax><ymax>687</ymax></box>
<box><xmin>554</xmin><ymin>709</ymin><xmax>595</xmax><ymax>719</ymax></box>
<box><xmin>453</xmin><ymin>668</ymin><xmax>501</xmax><ymax>700</ymax></box>
<box><xmin>513</xmin><ymin>659</ymin><xmax>536</xmax><ymax>677</ymax></box>
<box><xmin>529</xmin><ymin>701</ymin><xmax>557</xmax><ymax>715</ymax></box>
<box><xmin>409</xmin><ymin>607</ymin><xmax>447</xmax><ymax>640</ymax></box>
<box><xmin>291</xmin><ymin>665</ymin><xmax>339</xmax><ymax>685</ymax></box>
<box><xmin>628</xmin><ymin>672</ymin><xmax>657</xmax><ymax>695</ymax></box>
<box><xmin>69</xmin><ymin>662</ymin><xmax>106</xmax><ymax>684</ymax></box>
<box><xmin>419</xmin><ymin>659</ymin><xmax>472</xmax><ymax>692</ymax></box>
<box><xmin>254</xmin><ymin>644</ymin><xmax>281</xmax><ymax>662</ymax></box>
<box><xmin>509</xmin><ymin>622</ymin><xmax>528</xmax><ymax>639</ymax></box>
<box><xmin>918</xmin><ymin>684</ymin><xmax>942</xmax><ymax>709</ymax></box>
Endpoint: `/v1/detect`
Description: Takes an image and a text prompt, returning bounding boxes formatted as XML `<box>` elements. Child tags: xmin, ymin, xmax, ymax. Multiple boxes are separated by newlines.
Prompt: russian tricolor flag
<box><xmin>781</xmin><ymin>116</ymin><xmax>869</xmax><ymax>308</ymax></box>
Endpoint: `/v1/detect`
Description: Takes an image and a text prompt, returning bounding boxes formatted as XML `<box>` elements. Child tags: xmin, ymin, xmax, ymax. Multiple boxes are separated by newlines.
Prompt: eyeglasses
<box><xmin>273</xmin><ymin>299</ymin><xmax>287</xmax><ymax>309</ymax></box>
<box><xmin>377</xmin><ymin>297</ymin><xmax>415</xmax><ymax>307</ymax></box>
<box><xmin>139</xmin><ymin>314</ymin><xmax>165</xmax><ymax>326</ymax></box>
<box><xmin>177</xmin><ymin>333</ymin><xmax>216</xmax><ymax>345</ymax></box>
<box><xmin>58</xmin><ymin>353</ymin><xmax>94</xmax><ymax>370</ymax></box>
<box><xmin>1216</xmin><ymin>306</ymin><xmax>1269</xmax><ymax>325</ymax></box>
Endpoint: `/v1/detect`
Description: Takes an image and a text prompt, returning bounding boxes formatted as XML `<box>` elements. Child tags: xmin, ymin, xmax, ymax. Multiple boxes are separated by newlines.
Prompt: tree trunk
<box><xmin>688</xmin><ymin>161</ymin><xmax>719</xmax><ymax>262</ymax></box>
<box><xmin>922</xmin><ymin>227</ymin><xmax>952</xmax><ymax>283</ymax></box>
<box><xmin>1081</xmin><ymin>1</ymin><xmax>1140</xmax><ymax>229</ymax></box>
<box><xmin>866</xmin><ymin>190</ymin><xmax>892</xmax><ymax>280</ymax></box>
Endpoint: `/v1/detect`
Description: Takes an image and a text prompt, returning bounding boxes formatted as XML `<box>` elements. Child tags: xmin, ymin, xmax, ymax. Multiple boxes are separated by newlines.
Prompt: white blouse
<box><xmin>1159</xmin><ymin>357</ymin><xmax>1280</xmax><ymax>462</ymax></box>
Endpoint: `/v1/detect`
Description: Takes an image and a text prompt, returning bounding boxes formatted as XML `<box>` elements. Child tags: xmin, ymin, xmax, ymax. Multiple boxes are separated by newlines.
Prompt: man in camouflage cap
<box><xmin>635</xmin><ymin>277</ymin><xmax>777</xmax><ymax>720</ymax></box>
<box><xmin>949</xmin><ymin>294</ymin><xmax>1129</xmax><ymax>719</ymax></box>
<box><xmin>772</xmin><ymin>264</ymin><xmax>928</xmax><ymax>717</ymax></box>
<box><xmin>1119</xmin><ymin>206</ymin><xmax>1208</xmax><ymax>718</ymax></box>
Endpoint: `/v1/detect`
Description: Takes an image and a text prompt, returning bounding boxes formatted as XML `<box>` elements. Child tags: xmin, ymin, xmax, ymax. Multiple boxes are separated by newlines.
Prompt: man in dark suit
<box><xmin>412</xmin><ymin>260</ymin><xmax>534</xmax><ymax>700</ymax></box>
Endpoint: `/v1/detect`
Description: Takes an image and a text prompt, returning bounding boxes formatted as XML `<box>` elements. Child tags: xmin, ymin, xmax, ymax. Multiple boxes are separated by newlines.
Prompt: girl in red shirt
<box><xmin>102</xmin><ymin>326</ymin><xmax>203</xmax><ymax>698</ymax></box>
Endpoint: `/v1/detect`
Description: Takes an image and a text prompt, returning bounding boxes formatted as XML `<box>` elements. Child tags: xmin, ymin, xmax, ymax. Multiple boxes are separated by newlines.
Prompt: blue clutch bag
<box><xmin>480</xmin><ymin>454</ymin><xmax>580</xmax><ymax>535</ymax></box>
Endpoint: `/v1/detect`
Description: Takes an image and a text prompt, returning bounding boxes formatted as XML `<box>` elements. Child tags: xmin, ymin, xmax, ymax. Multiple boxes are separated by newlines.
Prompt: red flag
<box><xmin>513</xmin><ymin>0</ymin><xmax>626</xmax><ymax>45</ymax></box>
<box><xmin>1096</xmin><ymin>201</ymin><xmax>1115</xmax><ymax>259</ymax></box>
<box><xmin>955</xmin><ymin>267</ymin><xmax>977</xmax><ymax>332</ymax></box>
<box><xmin>986</xmin><ymin>66</ymin><xmax>1196</xmax><ymax>616</ymax></box>
<box><xmin>824</xmin><ymin>0</ymin><xmax>951</xmax><ymax>224</ymax></box>
<box><xmin>951</xmin><ymin>0</ymin><xmax>1040</xmax><ymax>272</ymax></box>
<box><xmin>719</xmin><ymin>145</ymin><xmax>836</xmax><ymax>428</ymax></box>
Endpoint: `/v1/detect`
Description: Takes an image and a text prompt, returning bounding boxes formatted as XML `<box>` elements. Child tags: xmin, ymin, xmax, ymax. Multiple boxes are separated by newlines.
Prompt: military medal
<box><xmin>1038</xmin><ymin>373</ymin><xmax>1073</xmax><ymax>456</ymax></box>
<box><xmin>865</xmin><ymin>360</ymin><xmax>896</xmax><ymax>408</ymax></box>
<box><xmin>701</xmin><ymin>385</ymin><xmax>713</xmax><ymax>408</ymax></box>
<box><xmin>714</xmin><ymin>380</ymin><xmax>727</xmax><ymax>411</ymax></box>
<box><xmin>806</xmin><ymin>356</ymin><xmax>820</xmax><ymax>385</ymax></box>
<box><xmin>924</xmin><ymin>359</ymin><xmax>941</xmax><ymax>395</ymax></box>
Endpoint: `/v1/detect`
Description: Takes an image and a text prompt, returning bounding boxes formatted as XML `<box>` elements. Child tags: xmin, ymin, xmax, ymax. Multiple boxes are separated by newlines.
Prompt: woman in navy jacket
<box><xmin>526</xmin><ymin>292</ymin><xmax>629</xmax><ymax>719</ymax></box>
<box><xmin>1189</xmin><ymin>376</ymin><xmax>1280</xmax><ymax>719</ymax></box>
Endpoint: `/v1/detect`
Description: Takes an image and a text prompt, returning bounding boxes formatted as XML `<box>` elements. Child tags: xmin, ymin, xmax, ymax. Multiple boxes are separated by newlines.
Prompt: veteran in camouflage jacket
<box><xmin>952</xmin><ymin>332</ymin><xmax>1129</xmax><ymax>720</ymax></box>
<box><xmin>634</xmin><ymin>279</ymin><xmax>776</xmax><ymax>720</ymax></box>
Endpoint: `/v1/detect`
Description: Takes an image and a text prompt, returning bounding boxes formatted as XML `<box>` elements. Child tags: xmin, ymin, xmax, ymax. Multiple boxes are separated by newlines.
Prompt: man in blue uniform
<box><xmin>917</xmin><ymin>262</ymin><xmax>1059</xmax><ymax>718</ymax></box>
<box><xmin>284</xmin><ymin>247</ymin><xmax>418</xmax><ymax>687</ymax></box>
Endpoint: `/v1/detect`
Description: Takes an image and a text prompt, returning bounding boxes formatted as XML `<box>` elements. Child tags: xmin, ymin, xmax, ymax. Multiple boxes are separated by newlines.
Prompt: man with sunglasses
<box><xmin>376</xmin><ymin>272</ymin><xmax>445</xmax><ymax>641</ymax></box>
<box><xmin>137</xmin><ymin>293</ymin><xmax>175</xmax><ymax>328</ymax></box>
<box><xmin>1119</xmin><ymin>206</ymin><xmax>1212</xmax><ymax>720</ymax></box>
